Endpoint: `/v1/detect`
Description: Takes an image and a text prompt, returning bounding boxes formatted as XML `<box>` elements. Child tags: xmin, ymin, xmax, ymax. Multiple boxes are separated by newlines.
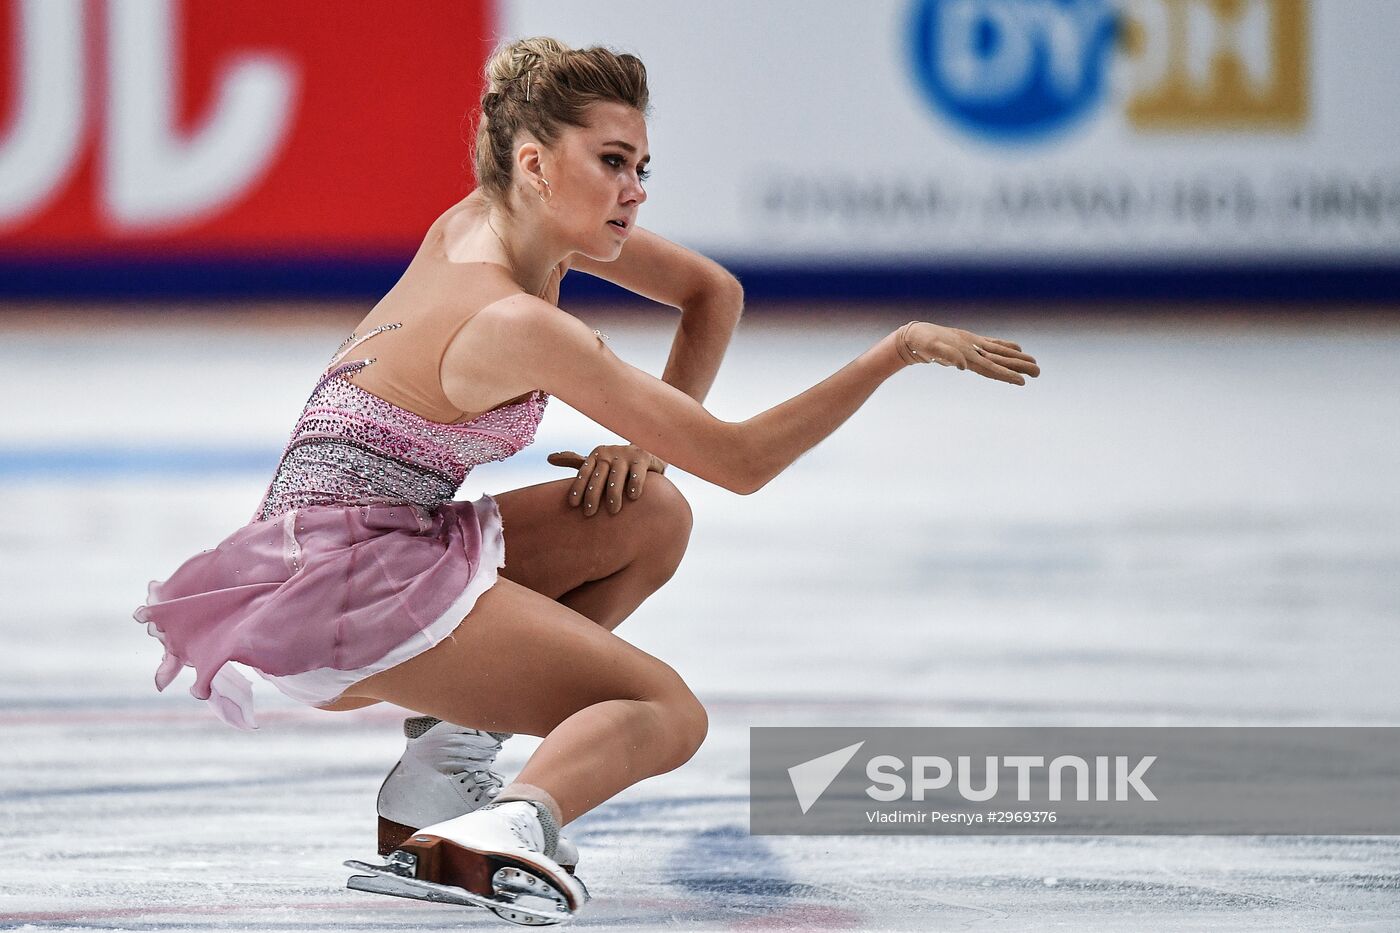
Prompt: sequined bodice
<box><xmin>254</xmin><ymin>323</ymin><xmax>548</xmax><ymax>521</ymax></box>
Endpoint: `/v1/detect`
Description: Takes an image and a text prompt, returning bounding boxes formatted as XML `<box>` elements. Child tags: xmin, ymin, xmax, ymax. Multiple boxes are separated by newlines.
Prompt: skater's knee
<box><xmin>676</xmin><ymin>689</ymin><xmax>709</xmax><ymax>764</ymax></box>
<box><xmin>635</xmin><ymin>475</ymin><xmax>692</xmax><ymax>583</ymax></box>
<box><xmin>609</xmin><ymin>655</ymin><xmax>707</xmax><ymax>771</ymax></box>
<box><xmin>645</xmin><ymin>473</ymin><xmax>693</xmax><ymax>531</ymax></box>
<box><xmin>655</xmin><ymin>685</ymin><xmax>708</xmax><ymax>773</ymax></box>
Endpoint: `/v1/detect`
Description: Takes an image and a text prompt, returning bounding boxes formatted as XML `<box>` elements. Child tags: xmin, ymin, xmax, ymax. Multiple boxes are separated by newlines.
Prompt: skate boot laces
<box><xmin>406</xmin><ymin>720</ymin><xmax>509</xmax><ymax>805</ymax></box>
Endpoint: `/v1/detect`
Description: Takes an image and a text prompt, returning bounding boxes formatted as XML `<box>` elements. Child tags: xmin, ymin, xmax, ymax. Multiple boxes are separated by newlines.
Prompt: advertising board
<box><xmin>2</xmin><ymin>0</ymin><xmax>1396</xmax><ymax>299</ymax></box>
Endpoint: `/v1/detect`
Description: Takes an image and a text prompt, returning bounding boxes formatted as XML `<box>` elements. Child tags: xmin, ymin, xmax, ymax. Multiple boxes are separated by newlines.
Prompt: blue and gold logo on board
<box><xmin>908</xmin><ymin>0</ymin><xmax>1309</xmax><ymax>143</ymax></box>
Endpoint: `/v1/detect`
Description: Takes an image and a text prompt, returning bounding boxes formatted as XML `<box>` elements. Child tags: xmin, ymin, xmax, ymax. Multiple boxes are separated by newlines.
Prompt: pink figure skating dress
<box><xmin>133</xmin><ymin>242</ymin><xmax>555</xmax><ymax>731</ymax></box>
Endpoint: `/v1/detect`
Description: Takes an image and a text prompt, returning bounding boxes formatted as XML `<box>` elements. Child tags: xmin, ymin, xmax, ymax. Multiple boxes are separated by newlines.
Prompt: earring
<box><xmin>538</xmin><ymin>177</ymin><xmax>553</xmax><ymax>203</ymax></box>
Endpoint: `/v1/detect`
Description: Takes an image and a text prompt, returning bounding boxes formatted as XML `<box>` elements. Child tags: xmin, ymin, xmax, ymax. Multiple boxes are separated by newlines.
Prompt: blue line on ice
<box><xmin>0</xmin><ymin>445</ymin><xmax>278</xmax><ymax>477</ymax></box>
<box><xmin>0</xmin><ymin>440</ymin><xmax>596</xmax><ymax>477</ymax></box>
<box><xmin>0</xmin><ymin>767</ymin><xmax>383</xmax><ymax>803</ymax></box>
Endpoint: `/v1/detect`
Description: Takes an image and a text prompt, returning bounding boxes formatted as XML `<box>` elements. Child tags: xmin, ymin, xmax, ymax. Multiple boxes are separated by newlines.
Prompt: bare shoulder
<box><xmin>439</xmin><ymin>293</ymin><xmax>586</xmax><ymax>412</ymax></box>
<box><xmin>469</xmin><ymin>295</ymin><xmax>602</xmax><ymax>366</ymax></box>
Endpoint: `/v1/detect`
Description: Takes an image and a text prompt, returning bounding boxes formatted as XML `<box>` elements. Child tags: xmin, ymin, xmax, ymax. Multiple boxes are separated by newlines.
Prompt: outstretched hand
<box><xmin>897</xmin><ymin>321</ymin><xmax>1041</xmax><ymax>385</ymax></box>
<box><xmin>548</xmin><ymin>444</ymin><xmax>668</xmax><ymax>517</ymax></box>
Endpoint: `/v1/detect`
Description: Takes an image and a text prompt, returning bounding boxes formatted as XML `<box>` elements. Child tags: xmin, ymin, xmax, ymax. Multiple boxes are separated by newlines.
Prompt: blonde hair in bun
<box><xmin>472</xmin><ymin>36</ymin><xmax>649</xmax><ymax>200</ymax></box>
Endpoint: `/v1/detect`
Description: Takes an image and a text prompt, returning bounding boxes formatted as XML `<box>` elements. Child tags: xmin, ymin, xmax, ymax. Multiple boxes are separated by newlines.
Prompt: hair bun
<box><xmin>486</xmin><ymin>36</ymin><xmax>570</xmax><ymax>92</ymax></box>
<box><xmin>472</xmin><ymin>36</ymin><xmax>649</xmax><ymax>200</ymax></box>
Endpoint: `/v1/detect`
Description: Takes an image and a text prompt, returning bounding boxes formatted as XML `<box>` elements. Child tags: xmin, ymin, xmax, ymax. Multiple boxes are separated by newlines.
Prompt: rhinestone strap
<box><xmin>329</xmin><ymin>322</ymin><xmax>403</xmax><ymax>368</ymax></box>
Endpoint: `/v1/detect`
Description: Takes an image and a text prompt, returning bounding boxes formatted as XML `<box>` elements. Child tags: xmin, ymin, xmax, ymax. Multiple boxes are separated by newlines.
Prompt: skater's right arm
<box><xmin>479</xmin><ymin>298</ymin><xmax>1039</xmax><ymax>495</ymax></box>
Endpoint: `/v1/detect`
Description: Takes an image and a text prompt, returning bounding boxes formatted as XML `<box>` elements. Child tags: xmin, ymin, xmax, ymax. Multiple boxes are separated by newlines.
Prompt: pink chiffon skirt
<box><xmin>132</xmin><ymin>495</ymin><xmax>506</xmax><ymax>731</ymax></box>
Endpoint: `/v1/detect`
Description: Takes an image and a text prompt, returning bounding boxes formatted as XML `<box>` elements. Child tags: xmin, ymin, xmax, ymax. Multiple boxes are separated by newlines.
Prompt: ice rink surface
<box><xmin>2</xmin><ymin>305</ymin><xmax>1398</xmax><ymax>931</ymax></box>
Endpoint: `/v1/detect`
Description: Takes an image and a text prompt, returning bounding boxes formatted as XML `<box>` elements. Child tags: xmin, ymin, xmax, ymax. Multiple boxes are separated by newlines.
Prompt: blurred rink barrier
<box><xmin>0</xmin><ymin>0</ymin><xmax>1397</xmax><ymax>304</ymax></box>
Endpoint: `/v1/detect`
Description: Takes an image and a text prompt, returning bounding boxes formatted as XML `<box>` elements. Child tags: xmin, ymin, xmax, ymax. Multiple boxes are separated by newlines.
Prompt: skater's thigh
<box><xmin>491</xmin><ymin>476</ymin><xmax>692</xmax><ymax>599</ymax></box>
<box><xmin>336</xmin><ymin>575</ymin><xmax>692</xmax><ymax>736</ymax></box>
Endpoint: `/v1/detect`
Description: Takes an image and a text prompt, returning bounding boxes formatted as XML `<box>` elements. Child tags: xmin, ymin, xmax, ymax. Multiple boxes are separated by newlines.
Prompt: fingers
<box><xmin>580</xmin><ymin>455</ymin><xmax>612</xmax><ymax>516</ymax></box>
<box><xmin>567</xmin><ymin>452</ymin><xmax>598</xmax><ymax>510</ymax></box>
<box><xmin>553</xmin><ymin>447</ymin><xmax>654</xmax><ymax>517</ymax></box>
<box><xmin>981</xmin><ymin>349</ymin><xmax>1040</xmax><ymax>378</ymax></box>
<box><xmin>961</xmin><ymin>332</ymin><xmax>1039</xmax><ymax>383</ymax></box>
<box><xmin>969</xmin><ymin>333</ymin><xmax>1035</xmax><ymax>363</ymax></box>
<box><xmin>603</xmin><ymin>457</ymin><xmax>629</xmax><ymax>515</ymax></box>
<box><xmin>989</xmin><ymin>343</ymin><xmax>1036</xmax><ymax>365</ymax></box>
<box><xmin>627</xmin><ymin>459</ymin><xmax>647</xmax><ymax>501</ymax></box>
<box><xmin>967</xmin><ymin>349</ymin><xmax>1027</xmax><ymax>385</ymax></box>
<box><xmin>547</xmin><ymin>451</ymin><xmax>586</xmax><ymax>469</ymax></box>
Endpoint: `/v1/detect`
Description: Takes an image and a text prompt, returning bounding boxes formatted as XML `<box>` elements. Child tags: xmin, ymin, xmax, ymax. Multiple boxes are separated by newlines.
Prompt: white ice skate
<box><xmin>376</xmin><ymin>717</ymin><xmax>579</xmax><ymax>871</ymax></box>
<box><xmin>346</xmin><ymin>799</ymin><xmax>589</xmax><ymax>926</ymax></box>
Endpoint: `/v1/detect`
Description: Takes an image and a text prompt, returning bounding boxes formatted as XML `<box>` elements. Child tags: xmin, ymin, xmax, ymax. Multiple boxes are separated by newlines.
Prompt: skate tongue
<box><xmin>486</xmin><ymin>800</ymin><xmax>560</xmax><ymax>860</ymax></box>
<box><xmin>402</xmin><ymin>716</ymin><xmax>513</xmax><ymax>744</ymax></box>
<box><xmin>403</xmin><ymin>716</ymin><xmax>440</xmax><ymax>739</ymax></box>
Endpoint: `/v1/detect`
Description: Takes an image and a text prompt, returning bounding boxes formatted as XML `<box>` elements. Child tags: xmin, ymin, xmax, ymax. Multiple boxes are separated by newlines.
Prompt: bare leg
<box><xmin>328</xmin><ymin>475</ymin><xmax>701</xmax><ymax>824</ymax></box>
<box><xmin>340</xmin><ymin>574</ymin><xmax>707</xmax><ymax>824</ymax></box>
<box><xmin>491</xmin><ymin>475</ymin><xmax>694</xmax><ymax>632</ymax></box>
<box><xmin>317</xmin><ymin>474</ymin><xmax>692</xmax><ymax>713</ymax></box>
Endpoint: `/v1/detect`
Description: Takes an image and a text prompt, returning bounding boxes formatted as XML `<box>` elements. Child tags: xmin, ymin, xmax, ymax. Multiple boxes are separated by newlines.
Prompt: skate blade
<box><xmin>344</xmin><ymin>859</ymin><xmax>572</xmax><ymax>926</ymax></box>
<box><xmin>380</xmin><ymin>816</ymin><xmax>582</xmax><ymax>876</ymax></box>
<box><xmin>398</xmin><ymin>831</ymin><xmax>586</xmax><ymax>913</ymax></box>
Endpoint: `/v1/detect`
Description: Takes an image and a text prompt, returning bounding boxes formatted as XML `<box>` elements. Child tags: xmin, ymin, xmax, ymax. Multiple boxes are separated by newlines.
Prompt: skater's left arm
<box><xmin>568</xmin><ymin>226</ymin><xmax>744</xmax><ymax>405</ymax></box>
<box><xmin>551</xmin><ymin>228</ymin><xmax>743</xmax><ymax>511</ymax></box>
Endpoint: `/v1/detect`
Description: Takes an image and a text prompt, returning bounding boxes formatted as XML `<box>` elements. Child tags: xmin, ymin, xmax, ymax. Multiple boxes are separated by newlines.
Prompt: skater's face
<box><xmin>532</xmin><ymin>102</ymin><xmax>650</xmax><ymax>261</ymax></box>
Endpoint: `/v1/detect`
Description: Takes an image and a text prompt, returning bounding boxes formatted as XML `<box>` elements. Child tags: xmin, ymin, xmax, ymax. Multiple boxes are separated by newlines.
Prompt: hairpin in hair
<box><xmin>524</xmin><ymin>71</ymin><xmax>532</xmax><ymax>102</ymax></box>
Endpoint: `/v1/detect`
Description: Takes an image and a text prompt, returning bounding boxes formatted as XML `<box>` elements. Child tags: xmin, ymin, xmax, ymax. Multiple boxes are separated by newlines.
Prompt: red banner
<box><xmin>0</xmin><ymin>0</ymin><xmax>495</xmax><ymax>253</ymax></box>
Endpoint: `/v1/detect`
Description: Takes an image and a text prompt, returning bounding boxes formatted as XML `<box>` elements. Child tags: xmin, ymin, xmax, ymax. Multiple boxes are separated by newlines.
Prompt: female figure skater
<box><xmin>134</xmin><ymin>37</ymin><xmax>1038</xmax><ymax>925</ymax></box>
